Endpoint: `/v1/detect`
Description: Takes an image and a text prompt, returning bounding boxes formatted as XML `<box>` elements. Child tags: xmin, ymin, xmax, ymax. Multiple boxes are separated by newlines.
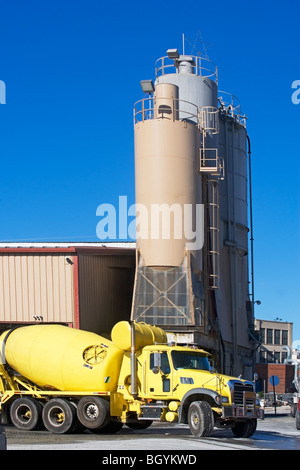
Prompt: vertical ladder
<box><xmin>198</xmin><ymin>106</ymin><xmax>221</xmax><ymax>289</ymax></box>
<box><xmin>198</xmin><ymin>106</ymin><xmax>224</xmax><ymax>179</ymax></box>
<box><xmin>206</xmin><ymin>180</ymin><xmax>220</xmax><ymax>289</ymax></box>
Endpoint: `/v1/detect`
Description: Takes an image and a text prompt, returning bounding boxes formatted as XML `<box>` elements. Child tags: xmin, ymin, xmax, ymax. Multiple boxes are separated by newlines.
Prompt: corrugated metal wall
<box><xmin>0</xmin><ymin>253</ymin><xmax>74</xmax><ymax>324</ymax></box>
<box><xmin>78</xmin><ymin>254</ymin><xmax>135</xmax><ymax>336</ymax></box>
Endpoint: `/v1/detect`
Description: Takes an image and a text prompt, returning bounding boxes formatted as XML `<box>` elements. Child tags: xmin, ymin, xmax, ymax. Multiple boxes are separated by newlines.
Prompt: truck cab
<box><xmin>142</xmin><ymin>345</ymin><xmax>212</xmax><ymax>398</ymax></box>
<box><xmin>118</xmin><ymin>342</ymin><xmax>259</xmax><ymax>437</ymax></box>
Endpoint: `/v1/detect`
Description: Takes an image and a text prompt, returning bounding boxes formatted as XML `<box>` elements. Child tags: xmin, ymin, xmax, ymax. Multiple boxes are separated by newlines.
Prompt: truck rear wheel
<box><xmin>231</xmin><ymin>418</ymin><xmax>257</xmax><ymax>437</ymax></box>
<box><xmin>188</xmin><ymin>401</ymin><xmax>214</xmax><ymax>437</ymax></box>
<box><xmin>77</xmin><ymin>396</ymin><xmax>110</xmax><ymax>430</ymax></box>
<box><xmin>42</xmin><ymin>398</ymin><xmax>78</xmax><ymax>434</ymax></box>
<box><xmin>10</xmin><ymin>397</ymin><xmax>43</xmax><ymax>431</ymax></box>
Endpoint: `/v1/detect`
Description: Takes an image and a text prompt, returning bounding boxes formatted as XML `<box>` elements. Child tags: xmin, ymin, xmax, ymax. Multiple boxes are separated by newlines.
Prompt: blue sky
<box><xmin>0</xmin><ymin>0</ymin><xmax>299</xmax><ymax>340</ymax></box>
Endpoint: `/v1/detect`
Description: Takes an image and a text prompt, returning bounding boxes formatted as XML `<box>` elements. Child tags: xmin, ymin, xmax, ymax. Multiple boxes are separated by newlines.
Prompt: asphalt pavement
<box><xmin>3</xmin><ymin>406</ymin><xmax>300</xmax><ymax>451</ymax></box>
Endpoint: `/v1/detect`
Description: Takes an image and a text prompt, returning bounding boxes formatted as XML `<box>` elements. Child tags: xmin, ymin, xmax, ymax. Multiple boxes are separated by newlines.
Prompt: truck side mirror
<box><xmin>154</xmin><ymin>352</ymin><xmax>161</xmax><ymax>367</ymax></box>
<box><xmin>152</xmin><ymin>352</ymin><xmax>161</xmax><ymax>373</ymax></box>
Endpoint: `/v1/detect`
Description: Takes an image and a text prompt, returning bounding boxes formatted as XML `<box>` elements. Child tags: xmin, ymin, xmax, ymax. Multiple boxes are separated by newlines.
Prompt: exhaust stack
<box><xmin>130</xmin><ymin>320</ymin><xmax>138</xmax><ymax>398</ymax></box>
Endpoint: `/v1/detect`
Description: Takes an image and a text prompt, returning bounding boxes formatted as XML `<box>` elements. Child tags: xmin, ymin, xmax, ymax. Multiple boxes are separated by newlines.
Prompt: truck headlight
<box><xmin>215</xmin><ymin>394</ymin><xmax>229</xmax><ymax>405</ymax></box>
<box><xmin>221</xmin><ymin>396</ymin><xmax>229</xmax><ymax>404</ymax></box>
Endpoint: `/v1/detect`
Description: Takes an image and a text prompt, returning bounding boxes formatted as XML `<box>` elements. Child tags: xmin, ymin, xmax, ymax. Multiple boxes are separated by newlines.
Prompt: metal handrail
<box><xmin>198</xmin><ymin>106</ymin><xmax>219</xmax><ymax>134</ymax></box>
<box><xmin>134</xmin><ymin>96</ymin><xmax>199</xmax><ymax>124</ymax></box>
<box><xmin>218</xmin><ymin>90</ymin><xmax>247</xmax><ymax>126</ymax></box>
<box><xmin>155</xmin><ymin>55</ymin><xmax>218</xmax><ymax>83</ymax></box>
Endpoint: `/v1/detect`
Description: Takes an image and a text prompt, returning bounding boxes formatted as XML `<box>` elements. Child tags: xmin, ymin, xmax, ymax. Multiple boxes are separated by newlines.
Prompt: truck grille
<box><xmin>233</xmin><ymin>383</ymin><xmax>254</xmax><ymax>406</ymax></box>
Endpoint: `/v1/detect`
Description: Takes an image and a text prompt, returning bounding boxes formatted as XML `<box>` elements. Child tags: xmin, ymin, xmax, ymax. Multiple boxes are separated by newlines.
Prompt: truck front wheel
<box><xmin>188</xmin><ymin>401</ymin><xmax>214</xmax><ymax>437</ymax></box>
<box><xmin>77</xmin><ymin>396</ymin><xmax>110</xmax><ymax>430</ymax></box>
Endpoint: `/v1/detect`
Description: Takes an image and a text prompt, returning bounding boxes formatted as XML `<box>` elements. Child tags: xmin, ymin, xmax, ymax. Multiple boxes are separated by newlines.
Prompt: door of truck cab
<box><xmin>144</xmin><ymin>350</ymin><xmax>173</xmax><ymax>397</ymax></box>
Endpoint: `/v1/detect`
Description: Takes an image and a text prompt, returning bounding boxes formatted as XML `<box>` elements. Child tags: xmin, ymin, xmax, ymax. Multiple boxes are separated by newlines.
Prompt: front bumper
<box><xmin>222</xmin><ymin>391</ymin><xmax>260</xmax><ymax>419</ymax></box>
<box><xmin>222</xmin><ymin>405</ymin><xmax>260</xmax><ymax>419</ymax></box>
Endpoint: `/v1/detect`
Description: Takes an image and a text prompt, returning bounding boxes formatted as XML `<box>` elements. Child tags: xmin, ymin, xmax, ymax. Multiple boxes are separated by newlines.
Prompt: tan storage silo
<box><xmin>134</xmin><ymin>83</ymin><xmax>199</xmax><ymax>267</ymax></box>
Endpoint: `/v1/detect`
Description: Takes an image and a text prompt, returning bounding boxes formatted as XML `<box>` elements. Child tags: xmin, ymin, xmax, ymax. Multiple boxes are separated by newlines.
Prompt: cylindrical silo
<box><xmin>215</xmin><ymin>96</ymin><xmax>250</xmax><ymax>361</ymax></box>
<box><xmin>134</xmin><ymin>82</ymin><xmax>198</xmax><ymax>267</ymax></box>
<box><xmin>131</xmin><ymin>51</ymin><xmax>220</xmax><ymax>326</ymax></box>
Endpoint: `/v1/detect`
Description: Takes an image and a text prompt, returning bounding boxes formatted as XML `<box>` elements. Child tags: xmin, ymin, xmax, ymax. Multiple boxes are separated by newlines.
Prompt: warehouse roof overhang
<box><xmin>0</xmin><ymin>242</ymin><xmax>136</xmax><ymax>256</ymax></box>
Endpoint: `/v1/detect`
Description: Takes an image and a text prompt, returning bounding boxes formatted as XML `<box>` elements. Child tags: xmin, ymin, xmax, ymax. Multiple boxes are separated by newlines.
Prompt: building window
<box><xmin>274</xmin><ymin>329</ymin><xmax>281</xmax><ymax>345</ymax></box>
<box><xmin>274</xmin><ymin>351</ymin><xmax>280</xmax><ymax>363</ymax></box>
<box><xmin>267</xmin><ymin>329</ymin><xmax>273</xmax><ymax>344</ymax></box>
<box><xmin>259</xmin><ymin>351</ymin><xmax>267</xmax><ymax>363</ymax></box>
<box><xmin>282</xmin><ymin>351</ymin><xmax>287</xmax><ymax>363</ymax></box>
<box><xmin>260</xmin><ymin>328</ymin><xmax>265</xmax><ymax>343</ymax></box>
<box><xmin>282</xmin><ymin>330</ymin><xmax>288</xmax><ymax>345</ymax></box>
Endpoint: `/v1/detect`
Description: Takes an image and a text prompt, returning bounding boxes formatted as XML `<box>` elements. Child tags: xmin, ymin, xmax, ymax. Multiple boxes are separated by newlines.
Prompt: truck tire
<box><xmin>188</xmin><ymin>401</ymin><xmax>214</xmax><ymax>437</ymax></box>
<box><xmin>42</xmin><ymin>398</ymin><xmax>78</xmax><ymax>434</ymax></box>
<box><xmin>126</xmin><ymin>421</ymin><xmax>153</xmax><ymax>430</ymax></box>
<box><xmin>231</xmin><ymin>418</ymin><xmax>257</xmax><ymax>437</ymax></box>
<box><xmin>10</xmin><ymin>397</ymin><xmax>43</xmax><ymax>431</ymax></box>
<box><xmin>92</xmin><ymin>420</ymin><xmax>123</xmax><ymax>434</ymax></box>
<box><xmin>77</xmin><ymin>396</ymin><xmax>110</xmax><ymax>430</ymax></box>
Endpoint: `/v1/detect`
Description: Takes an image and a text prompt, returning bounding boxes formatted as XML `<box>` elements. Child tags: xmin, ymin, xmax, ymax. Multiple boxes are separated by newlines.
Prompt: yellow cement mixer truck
<box><xmin>0</xmin><ymin>321</ymin><xmax>259</xmax><ymax>437</ymax></box>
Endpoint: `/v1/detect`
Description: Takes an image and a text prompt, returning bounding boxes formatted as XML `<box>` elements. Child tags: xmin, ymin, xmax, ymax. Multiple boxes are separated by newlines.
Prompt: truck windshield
<box><xmin>171</xmin><ymin>351</ymin><xmax>210</xmax><ymax>371</ymax></box>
